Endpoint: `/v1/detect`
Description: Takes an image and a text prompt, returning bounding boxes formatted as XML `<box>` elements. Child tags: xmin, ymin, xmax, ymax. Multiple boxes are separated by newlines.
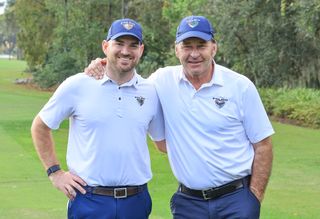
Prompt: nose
<box><xmin>190</xmin><ymin>48</ymin><xmax>200</xmax><ymax>58</ymax></box>
<box><xmin>120</xmin><ymin>45</ymin><xmax>130</xmax><ymax>55</ymax></box>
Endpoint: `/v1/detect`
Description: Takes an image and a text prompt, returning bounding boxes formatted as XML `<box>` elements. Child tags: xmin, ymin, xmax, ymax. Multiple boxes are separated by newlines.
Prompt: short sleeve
<box><xmin>147</xmin><ymin>92</ymin><xmax>165</xmax><ymax>141</ymax></box>
<box><xmin>242</xmin><ymin>81</ymin><xmax>275</xmax><ymax>143</ymax></box>
<box><xmin>39</xmin><ymin>77</ymin><xmax>76</xmax><ymax>130</ymax></box>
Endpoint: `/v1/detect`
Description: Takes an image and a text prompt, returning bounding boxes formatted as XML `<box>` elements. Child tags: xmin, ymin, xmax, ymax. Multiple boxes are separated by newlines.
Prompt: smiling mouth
<box><xmin>119</xmin><ymin>56</ymin><xmax>132</xmax><ymax>60</ymax></box>
<box><xmin>188</xmin><ymin>58</ymin><xmax>203</xmax><ymax>63</ymax></box>
<box><xmin>188</xmin><ymin>61</ymin><xmax>202</xmax><ymax>66</ymax></box>
<box><xmin>118</xmin><ymin>57</ymin><xmax>133</xmax><ymax>65</ymax></box>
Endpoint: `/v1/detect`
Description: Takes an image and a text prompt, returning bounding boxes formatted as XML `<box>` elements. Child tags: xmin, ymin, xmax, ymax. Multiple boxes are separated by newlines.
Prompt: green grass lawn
<box><xmin>0</xmin><ymin>59</ymin><xmax>319</xmax><ymax>219</ymax></box>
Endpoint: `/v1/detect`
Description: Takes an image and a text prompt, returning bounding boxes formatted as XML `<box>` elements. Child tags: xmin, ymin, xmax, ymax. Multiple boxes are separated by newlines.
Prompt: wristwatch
<box><xmin>46</xmin><ymin>164</ymin><xmax>61</xmax><ymax>176</ymax></box>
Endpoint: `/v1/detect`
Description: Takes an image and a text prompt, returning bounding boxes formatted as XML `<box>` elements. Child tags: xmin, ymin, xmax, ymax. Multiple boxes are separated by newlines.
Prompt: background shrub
<box><xmin>259</xmin><ymin>88</ymin><xmax>320</xmax><ymax>128</ymax></box>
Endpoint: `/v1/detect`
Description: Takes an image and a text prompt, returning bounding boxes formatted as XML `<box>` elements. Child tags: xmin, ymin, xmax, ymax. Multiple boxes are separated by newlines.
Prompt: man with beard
<box><xmin>31</xmin><ymin>18</ymin><xmax>165</xmax><ymax>219</ymax></box>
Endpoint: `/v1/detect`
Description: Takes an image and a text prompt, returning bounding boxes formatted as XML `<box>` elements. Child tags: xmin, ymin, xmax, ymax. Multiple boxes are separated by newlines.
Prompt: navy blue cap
<box><xmin>176</xmin><ymin>16</ymin><xmax>215</xmax><ymax>43</ymax></box>
<box><xmin>106</xmin><ymin>18</ymin><xmax>143</xmax><ymax>43</ymax></box>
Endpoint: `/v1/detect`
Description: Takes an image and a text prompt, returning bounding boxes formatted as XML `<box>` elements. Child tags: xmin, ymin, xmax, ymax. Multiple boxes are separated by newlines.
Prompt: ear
<box><xmin>139</xmin><ymin>43</ymin><xmax>145</xmax><ymax>58</ymax></box>
<box><xmin>175</xmin><ymin>44</ymin><xmax>180</xmax><ymax>58</ymax></box>
<box><xmin>211</xmin><ymin>41</ymin><xmax>218</xmax><ymax>58</ymax></box>
<box><xmin>102</xmin><ymin>40</ymin><xmax>109</xmax><ymax>56</ymax></box>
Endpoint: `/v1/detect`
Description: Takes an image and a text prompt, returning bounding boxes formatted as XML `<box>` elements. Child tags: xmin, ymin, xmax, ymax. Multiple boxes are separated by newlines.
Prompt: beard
<box><xmin>108</xmin><ymin>56</ymin><xmax>139</xmax><ymax>75</ymax></box>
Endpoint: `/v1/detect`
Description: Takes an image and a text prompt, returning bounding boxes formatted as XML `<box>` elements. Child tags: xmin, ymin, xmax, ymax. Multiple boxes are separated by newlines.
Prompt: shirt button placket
<box><xmin>117</xmin><ymin>86</ymin><xmax>123</xmax><ymax>117</ymax></box>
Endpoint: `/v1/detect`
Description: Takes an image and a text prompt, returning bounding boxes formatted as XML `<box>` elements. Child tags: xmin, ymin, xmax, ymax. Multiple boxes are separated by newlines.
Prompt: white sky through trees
<box><xmin>0</xmin><ymin>0</ymin><xmax>7</xmax><ymax>15</ymax></box>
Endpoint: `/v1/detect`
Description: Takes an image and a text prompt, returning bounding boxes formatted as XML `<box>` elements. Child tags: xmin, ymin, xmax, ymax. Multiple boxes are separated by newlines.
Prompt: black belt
<box><xmin>180</xmin><ymin>176</ymin><xmax>250</xmax><ymax>200</ymax></box>
<box><xmin>86</xmin><ymin>184</ymin><xmax>147</xmax><ymax>198</ymax></box>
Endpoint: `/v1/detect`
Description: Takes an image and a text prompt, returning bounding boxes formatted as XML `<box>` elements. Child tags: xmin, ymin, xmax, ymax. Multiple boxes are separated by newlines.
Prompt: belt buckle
<box><xmin>201</xmin><ymin>189</ymin><xmax>211</xmax><ymax>200</ymax></box>
<box><xmin>114</xmin><ymin>188</ymin><xmax>127</xmax><ymax>198</ymax></box>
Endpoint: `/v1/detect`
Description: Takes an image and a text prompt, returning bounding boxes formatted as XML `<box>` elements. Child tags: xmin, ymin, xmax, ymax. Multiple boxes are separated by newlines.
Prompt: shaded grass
<box><xmin>0</xmin><ymin>59</ymin><xmax>319</xmax><ymax>218</ymax></box>
<box><xmin>0</xmin><ymin>59</ymin><xmax>67</xmax><ymax>219</ymax></box>
<box><xmin>0</xmin><ymin>123</ymin><xmax>67</xmax><ymax>219</ymax></box>
<box><xmin>0</xmin><ymin>59</ymin><xmax>51</xmax><ymax>122</ymax></box>
<box><xmin>261</xmin><ymin>123</ymin><xmax>320</xmax><ymax>219</ymax></box>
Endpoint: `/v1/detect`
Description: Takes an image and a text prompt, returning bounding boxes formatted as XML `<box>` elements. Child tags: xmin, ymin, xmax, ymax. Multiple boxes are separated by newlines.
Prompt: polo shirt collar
<box><xmin>100</xmin><ymin>70</ymin><xmax>140</xmax><ymax>88</ymax></box>
<box><xmin>212</xmin><ymin>62</ymin><xmax>224</xmax><ymax>87</ymax></box>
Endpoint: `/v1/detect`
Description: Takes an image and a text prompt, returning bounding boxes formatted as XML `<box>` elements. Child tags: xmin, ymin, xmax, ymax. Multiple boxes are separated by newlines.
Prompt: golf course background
<box><xmin>0</xmin><ymin>59</ymin><xmax>319</xmax><ymax>218</ymax></box>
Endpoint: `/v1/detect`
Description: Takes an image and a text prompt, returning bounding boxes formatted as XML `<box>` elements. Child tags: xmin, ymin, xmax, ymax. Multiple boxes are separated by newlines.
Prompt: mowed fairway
<box><xmin>0</xmin><ymin>59</ymin><xmax>319</xmax><ymax>219</ymax></box>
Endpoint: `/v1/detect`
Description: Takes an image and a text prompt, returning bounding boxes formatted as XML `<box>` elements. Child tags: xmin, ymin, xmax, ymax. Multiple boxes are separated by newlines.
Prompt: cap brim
<box><xmin>109</xmin><ymin>32</ymin><xmax>142</xmax><ymax>42</ymax></box>
<box><xmin>176</xmin><ymin>31</ymin><xmax>212</xmax><ymax>43</ymax></box>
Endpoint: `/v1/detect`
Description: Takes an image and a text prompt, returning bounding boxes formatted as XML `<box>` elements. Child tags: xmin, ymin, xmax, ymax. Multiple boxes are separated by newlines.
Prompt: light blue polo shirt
<box><xmin>39</xmin><ymin>72</ymin><xmax>165</xmax><ymax>186</ymax></box>
<box><xmin>150</xmin><ymin>62</ymin><xmax>274</xmax><ymax>189</ymax></box>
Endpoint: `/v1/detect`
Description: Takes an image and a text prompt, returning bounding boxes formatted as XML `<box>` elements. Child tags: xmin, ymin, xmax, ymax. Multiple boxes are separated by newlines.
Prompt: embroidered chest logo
<box><xmin>135</xmin><ymin>96</ymin><xmax>145</xmax><ymax>106</ymax></box>
<box><xmin>212</xmin><ymin>97</ymin><xmax>228</xmax><ymax>108</ymax></box>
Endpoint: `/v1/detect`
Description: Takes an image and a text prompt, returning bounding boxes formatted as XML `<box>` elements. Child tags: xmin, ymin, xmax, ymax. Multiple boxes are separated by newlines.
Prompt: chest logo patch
<box><xmin>135</xmin><ymin>96</ymin><xmax>145</xmax><ymax>106</ymax></box>
<box><xmin>212</xmin><ymin>97</ymin><xmax>228</xmax><ymax>108</ymax></box>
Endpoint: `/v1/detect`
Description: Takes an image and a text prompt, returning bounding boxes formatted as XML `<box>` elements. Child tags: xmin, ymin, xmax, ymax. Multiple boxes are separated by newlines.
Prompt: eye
<box><xmin>182</xmin><ymin>45</ymin><xmax>192</xmax><ymax>50</ymax></box>
<box><xmin>130</xmin><ymin>43</ymin><xmax>140</xmax><ymax>48</ymax></box>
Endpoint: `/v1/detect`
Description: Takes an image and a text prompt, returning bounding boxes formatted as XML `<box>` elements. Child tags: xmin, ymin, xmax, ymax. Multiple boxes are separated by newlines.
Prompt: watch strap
<box><xmin>46</xmin><ymin>164</ymin><xmax>61</xmax><ymax>176</ymax></box>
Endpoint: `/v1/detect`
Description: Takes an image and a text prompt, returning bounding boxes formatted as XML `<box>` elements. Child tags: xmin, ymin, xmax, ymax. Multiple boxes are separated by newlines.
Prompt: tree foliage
<box><xmin>14</xmin><ymin>0</ymin><xmax>56</xmax><ymax>69</ymax></box>
<box><xmin>0</xmin><ymin>0</ymin><xmax>19</xmax><ymax>58</ymax></box>
<box><xmin>33</xmin><ymin>0</ymin><xmax>117</xmax><ymax>87</ymax></box>
<box><xmin>5</xmin><ymin>0</ymin><xmax>320</xmax><ymax>88</ymax></box>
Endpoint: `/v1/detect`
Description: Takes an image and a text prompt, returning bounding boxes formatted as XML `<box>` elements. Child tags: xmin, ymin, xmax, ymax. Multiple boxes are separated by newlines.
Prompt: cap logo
<box><xmin>121</xmin><ymin>21</ymin><xmax>134</xmax><ymax>30</ymax></box>
<box><xmin>187</xmin><ymin>18</ymin><xmax>200</xmax><ymax>28</ymax></box>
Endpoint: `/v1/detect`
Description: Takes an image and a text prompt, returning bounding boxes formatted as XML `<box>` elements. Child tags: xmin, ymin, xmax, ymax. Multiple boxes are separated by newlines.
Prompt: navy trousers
<box><xmin>170</xmin><ymin>186</ymin><xmax>260</xmax><ymax>219</ymax></box>
<box><xmin>67</xmin><ymin>187</ymin><xmax>152</xmax><ymax>219</ymax></box>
